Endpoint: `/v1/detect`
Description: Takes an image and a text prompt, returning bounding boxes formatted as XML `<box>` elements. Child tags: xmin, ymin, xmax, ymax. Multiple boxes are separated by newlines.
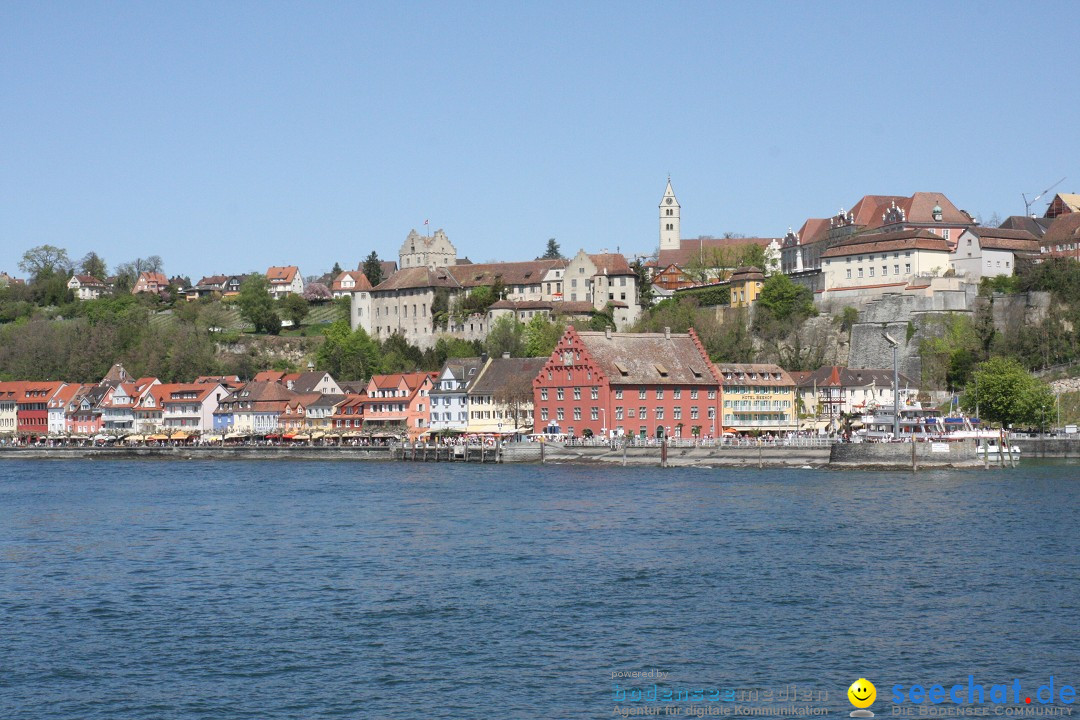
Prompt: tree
<box><xmin>237</xmin><ymin>274</ymin><xmax>281</xmax><ymax>334</ymax></box>
<box><xmin>331</xmin><ymin>261</ymin><xmax>343</xmax><ymax>276</ymax></box>
<box><xmin>492</xmin><ymin>370</ymin><xmax>535</xmax><ymax>431</ymax></box>
<box><xmin>280</xmin><ymin>294</ymin><xmax>310</xmax><ymax>327</ymax></box>
<box><xmin>631</xmin><ymin>258</ymin><xmax>653</xmax><ymax>309</ymax></box>
<box><xmin>79</xmin><ymin>252</ymin><xmax>108</xmax><ymax>281</ymax></box>
<box><xmin>756</xmin><ymin>273</ymin><xmax>815</xmax><ymax>322</ymax></box>
<box><xmin>19</xmin><ymin>245</ymin><xmax>72</xmax><ymax>280</ymax></box>
<box><xmin>363</xmin><ymin>252</ymin><xmax>384</xmax><ymax>287</ymax></box>
<box><xmin>484</xmin><ymin>314</ymin><xmax>525</xmax><ymax>358</ymax></box>
<box><xmin>524</xmin><ymin>314</ymin><xmax>564</xmax><ymax>357</ymax></box>
<box><xmin>736</xmin><ymin>243</ymin><xmax>768</xmax><ymax>273</ymax></box>
<box><xmin>542</xmin><ymin>238</ymin><xmax>563</xmax><ymax>259</ymax></box>
<box><xmin>317</xmin><ymin>320</ymin><xmax>381</xmax><ymax>380</ymax></box>
<box><xmin>302</xmin><ymin>283</ymin><xmax>332</xmax><ymax>302</ymax></box>
<box><xmin>960</xmin><ymin>356</ymin><xmax>1055</xmax><ymax>428</ymax></box>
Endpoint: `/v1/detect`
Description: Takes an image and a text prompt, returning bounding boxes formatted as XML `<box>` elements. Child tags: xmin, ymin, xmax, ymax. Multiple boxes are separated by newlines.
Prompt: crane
<box><xmin>1023</xmin><ymin>176</ymin><xmax>1066</xmax><ymax>217</ymax></box>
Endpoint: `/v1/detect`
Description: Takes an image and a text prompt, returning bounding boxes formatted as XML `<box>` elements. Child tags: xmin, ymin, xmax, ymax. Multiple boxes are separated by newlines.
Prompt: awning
<box><xmin>292</xmin><ymin>433</ymin><xmax>311</xmax><ymax>441</ymax></box>
<box><xmin>125</xmin><ymin>434</ymin><xmax>144</xmax><ymax>442</ymax></box>
<box><xmin>148</xmin><ymin>434</ymin><xmax>169</xmax><ymax>441</ymax></box>
<box><xmin>799</xmin><ymin>420</ymin><xmax>830</xmax><ymax>431</ymax></box>
<box><xmin>170</xmin><ymin>431</ymin><xmax>189</xmax><ymax>440</ymax></box>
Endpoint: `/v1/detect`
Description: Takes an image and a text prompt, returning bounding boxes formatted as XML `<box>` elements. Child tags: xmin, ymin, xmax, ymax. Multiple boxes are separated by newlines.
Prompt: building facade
<box><xmin>716</xmin><ymin>363</ymin><xmax>796</xmax><ymax>433</ymax></box>
<box><xmin>532</xmin><ymin>327</ymin><xmax>722</xmax><ymax>439</ymax></box>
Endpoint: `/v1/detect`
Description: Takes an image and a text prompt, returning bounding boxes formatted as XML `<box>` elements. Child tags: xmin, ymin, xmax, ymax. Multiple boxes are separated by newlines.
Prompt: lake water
<box><xmin>2</xmin><ymin>460</ymin><xmax>1079</xmax><ymax>719</ymax></box>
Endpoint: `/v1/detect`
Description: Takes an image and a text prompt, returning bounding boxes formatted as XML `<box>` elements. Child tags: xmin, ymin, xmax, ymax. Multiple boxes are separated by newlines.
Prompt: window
<box><xmin>869</xmin><ymin>267</ymin><xmax>875</xmax><ymax>277</ymax></box>
<box><xmin>590</xmin><ymin>387</ymin><xmax>598</xmax><ymax>400</ymax></box>
<box><xmin>540</xmin><ymin>389</ymin><xmax>548</xmax><ymax>401</ymax></box>
<box><xmin>708</xmin><ymin>407</ymin><xmax>716</xmax><ymax>419</ymax></box>
<box><xmin>591</xmin><ymin>407</ymin><xmax>598</xmax><ymax>420</ymax></box>
<box><xmin>858</xmin><ymin>268</ymin><xmax>864</xmax><ymax>278</ymax></box>
<box><xmin>673</xmin><ymin>388</ymin><xmax>681</xmax><ymax>399</ymax></box>
<box><xmin>573</xmin><ymin>387</ymin><xmax>581</xmax><ymax>400</ymax></box>
<box><xmin>639</xmin><ymin>388</ymin><xmax>647</xmax><ymax>399</ymax></box>
<box><xmin>894</xmin><ymin>264</ymin><xmax>900</xmax><ymax>274</ymax></box>
<box><xmin>673</xmin><ymin>407</ymin><xmax>682</xmax><ymax>420</ymax></box>
<box><xmin>882</xmin><ymin>266</ymin><xmax>887</xmax><ymax>276</ymax></box>
<box><xmin>905</xmin><ymin>263</ymin><xmax>911</xmax><ymax>273</ymax></box>
<box><xmin>690</xmin><ymin>406</ymin><xmax>699</xmax><ymax>419</ymax></box>
<box><xmin>846</xmin><ymin>269</ymin><xmax>852</xmax><ymax>279</ymax></box>
<box><xmin>615</xmin><ymin>406</ymin><xmax>624</xmax><ymax>420</ymax></box>
<box><xmin>573</xmin><ymin>408</ymin><xmax>581</xmax><ymax>420</ymax></box>
<box><xmin>615</xmin><ymin>388</ymin><xmax>623</xmax><ymax>400</ymax></box>
<box><xmin>656</xmin><ymin>407</ymin><xmax>664</xmax><ymax>420</ymax></box>
<box><xmin>656</xmin><ymin>388</ymin><xmax>664</xmax><ymax>399</ymax></box>
<box><xmin>557</xmin><ymin>408</ymin><xmax>564</xmax><ymax>420</ymax></box>
<box><xmin>707</xmin><ymin>390</ymin><xmax>716</xmax><ymax>399</ymax></box>
<box><xmin>556</xmin><ymin>388</ymin><xmax>564</xmax><ymax>401</ymax></box>
<box><xmin>690</xmin><ymin>389</ymin><xmax>698</xmax><ymax>399</ymax></box>
<box><xmin>639</xmin><ymin>407</ymin><xmax>647</xmax><ymax>419</ymax></box>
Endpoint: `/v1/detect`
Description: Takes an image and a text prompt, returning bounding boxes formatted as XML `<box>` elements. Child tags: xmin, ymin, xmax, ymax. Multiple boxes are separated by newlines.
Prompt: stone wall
<box><xmin>830</xmin><ymin>440</ymin><xmax>979</xmax><ymax>468</ymax></box>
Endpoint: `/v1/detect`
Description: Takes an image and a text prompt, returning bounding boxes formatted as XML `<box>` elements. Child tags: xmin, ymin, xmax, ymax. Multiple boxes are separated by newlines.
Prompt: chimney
<box><xmin>605</xmin><ymin>327</ymin><xmax>612</xmax><ymax>339</ymax></box>
<box><xmin>501</xmin><ymin>352</ymin><xmax>510</xmax><ymax>359</ymax></box>
<box><xmin>664</xmin><ymin>326</ymin><xmax>671</xmax><ymax>339</ymax></box>
<box><xmin>481</xmin><ymin>353</ymin><xmax>488</xmax><ymax>364</ymax></box>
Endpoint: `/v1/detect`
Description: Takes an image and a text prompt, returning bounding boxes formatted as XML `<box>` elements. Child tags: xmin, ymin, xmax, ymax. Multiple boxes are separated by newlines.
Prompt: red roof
<box><xmin>331</xmin><ymin>271</ymin><xmax>372</xmax><ymax>292</ymax></box>
<box><xmin>266</xmin><ymin>266</ymin><xmax>299</xmax><ymax>284</ymax></box>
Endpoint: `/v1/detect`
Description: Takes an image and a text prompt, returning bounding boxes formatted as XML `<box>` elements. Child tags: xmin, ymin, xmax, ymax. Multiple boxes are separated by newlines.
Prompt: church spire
<box><xmin>659</xmin><ymin>178</ymin><xmax>681</xmax><ymax>251</ymax></box>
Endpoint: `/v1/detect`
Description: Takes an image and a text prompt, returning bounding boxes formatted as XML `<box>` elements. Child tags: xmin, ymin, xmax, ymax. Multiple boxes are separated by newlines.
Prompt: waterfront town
<box><xmin>1</xmin><ymin>181</ymin><xmax>1078</xmax><ymax>446</ymax></box>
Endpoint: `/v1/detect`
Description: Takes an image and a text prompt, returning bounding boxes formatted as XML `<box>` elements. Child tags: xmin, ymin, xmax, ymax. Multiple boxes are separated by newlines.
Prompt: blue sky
<box><xmin>3</xmin><ymin>1</ymin><xmax>1077</xmax><ymax>281</ymax></box>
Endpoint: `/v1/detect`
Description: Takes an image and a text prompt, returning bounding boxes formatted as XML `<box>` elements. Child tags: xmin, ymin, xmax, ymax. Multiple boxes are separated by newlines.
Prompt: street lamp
<box><xmin>600</xmin><ymin>408</ymin><xmax>607</xmax><ymax>440</ymax></box>
<box><xmin>882</xmin><ymin>332</ymin><xmax>900</xmax><ymax>440</ymax></box>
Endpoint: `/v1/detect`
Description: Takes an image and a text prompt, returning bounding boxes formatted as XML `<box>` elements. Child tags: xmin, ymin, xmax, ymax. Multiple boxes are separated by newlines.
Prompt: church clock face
<box><xmin>666</xmin><ymin>198</ymin><xmax>673</xmax><ymax>205</ymax></box>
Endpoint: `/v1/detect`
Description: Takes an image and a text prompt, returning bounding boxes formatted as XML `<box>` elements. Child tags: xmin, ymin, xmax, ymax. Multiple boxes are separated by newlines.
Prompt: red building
<box><xmin>15</xmin><ymin>381</ymin><xmax>64</xmax><ymax>437</ymax></box>
<box><xmin>363</xmin><ymin>372</ymin><xmax>437</xmax><ymax>440</ymax></box>
<box><xmin>532</xmin><ymin>327</ymin><xmax>722</xmax><ymax>440</ymax></box>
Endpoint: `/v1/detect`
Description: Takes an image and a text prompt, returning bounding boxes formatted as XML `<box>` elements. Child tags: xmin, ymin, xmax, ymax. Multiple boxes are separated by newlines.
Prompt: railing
<box><xmin>561</xmin><ymin>436</ymin><xmax>835</xmax><ymax>448</ymax></box>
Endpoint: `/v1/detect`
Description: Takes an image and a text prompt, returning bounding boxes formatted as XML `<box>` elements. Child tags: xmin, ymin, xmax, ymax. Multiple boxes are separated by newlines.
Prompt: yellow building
<box><xmin>728</xmin><ymin>266</ymin><xmax>765</xmax><ymax>308</ymax></box>
<box><xmin>716</xmin><ymin>363</ymin><xmax>797</xmax><ymax>433</ymax></box>
<box><xmin>465</xmin><ymin>356</ymin><xmax>547</xmax><ymax>436</ymax></box>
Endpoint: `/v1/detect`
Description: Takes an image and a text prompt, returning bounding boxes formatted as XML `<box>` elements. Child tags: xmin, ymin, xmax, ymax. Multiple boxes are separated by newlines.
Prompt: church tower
<box><xmin>659</xmin><ymin>178</ymin><xmax>681</xmax><ymax>251</ymax></box>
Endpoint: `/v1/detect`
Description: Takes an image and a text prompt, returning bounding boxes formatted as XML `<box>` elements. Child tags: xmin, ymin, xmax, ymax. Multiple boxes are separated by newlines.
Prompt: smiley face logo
<box><xmin>848</xmin><ymin>678</ymin><xmax>876</xmax><ymax>716</ymax></box>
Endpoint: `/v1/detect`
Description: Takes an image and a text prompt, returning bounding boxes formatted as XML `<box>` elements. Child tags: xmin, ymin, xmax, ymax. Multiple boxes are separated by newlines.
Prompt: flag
<box><xmin>424</xmin><ymin>219</ymin><xmax>429</xmax><ymax>226</ymax></box>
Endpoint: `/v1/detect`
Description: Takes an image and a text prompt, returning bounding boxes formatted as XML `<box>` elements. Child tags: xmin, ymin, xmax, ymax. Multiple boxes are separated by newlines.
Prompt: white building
<box><xmin>819</xmin><ymin>229</ymin><xmax>952</xmax><ymax>300</ymax></box>
<box><xmin>429</xmin><ymin>357</ymin><xmax>485</xmax><ymax>433</ymax></box>
<box><xmin>950</xmin><ymin>227</ymin><xmax>1040</xmax><ymax>280</ymax></box>
<box><xmin>266</xmin><ymin>266</ymin><xmax>304</xmax><ymax>299</ymax></box>
<box><xmin>564</xmin><ymin>250</ymin><xmax>641</xmax><ymax>328</ymax></box>
<box><xmin>67</xmin><ymin>274</ymin><xmax>107</xmax><ymax>300</ymax></box>
<box><xmin>400</xmin><ymin>228</ymin><xmax>457</xmax><ymax>270</ymax></box>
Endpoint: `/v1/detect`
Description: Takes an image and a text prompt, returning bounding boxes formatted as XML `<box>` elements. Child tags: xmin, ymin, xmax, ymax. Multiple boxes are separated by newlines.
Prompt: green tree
<box><xmin>79</xmin><ymin>251</ymin><xmax>108</xmax><ymax>281</ymax></box>
<box><xmin>280</xmin><ymin>293</ymin><xmax>310</xmax><ymax>327</ymax></box>
<box><xmin>19</xmin><ymin>245</ymin><xmax>72</xmax><ymax>281</ymax></box>
<box><xmin>331</xmin><ymin>261</ymin><xmax>343</xmax><ymax>276</ymax></box>
<box><xmin>587</xmin><ymin>304</ymin><xmax>616</xmax><ymax>331</ymax></box>
<box><xmin>523</xmin><ymin>314</ymin><xmax>564</xmax><ymax>357</ymax></box>
<box><xmin>631</xmin><ymin>258</ymin><xmax>654</xmax><ymax>309</ymax></box>
<box><xmin>542</xmin><ymin>238</ymin><xmax>562</xmax><ymax>259</ymax></box>
<box><xmin>735</xmin><ymin>243</ymin><xmax>768</xmax><ymax>272</ymax></box>
<box><xmin>960</xmin><ymin>356</ymin><xmax>1055</xmax><ymax>428</ymax></box>
<box><xmin>363</xmin><ymin>252</ymin><xmax>384</xmax><ymax>287</ymax></box>
<box><xmin>317</xmin><ymin>319</ymin><xmax>381</xmax><ymax>380</ymax></box>
<box><xmin>237</xmin><ymin>274</ymin><xmax>281</xmax><ymax>334</ymax></box>
<box><xmin>484</xmin><ymin>314</ymin><xmax>525</xmax><ymax>358</ymax></box>
<box><xmin>756</xmin><ymin>273</ymin><xmax>815</xmax><ymax>322</ymax></box>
